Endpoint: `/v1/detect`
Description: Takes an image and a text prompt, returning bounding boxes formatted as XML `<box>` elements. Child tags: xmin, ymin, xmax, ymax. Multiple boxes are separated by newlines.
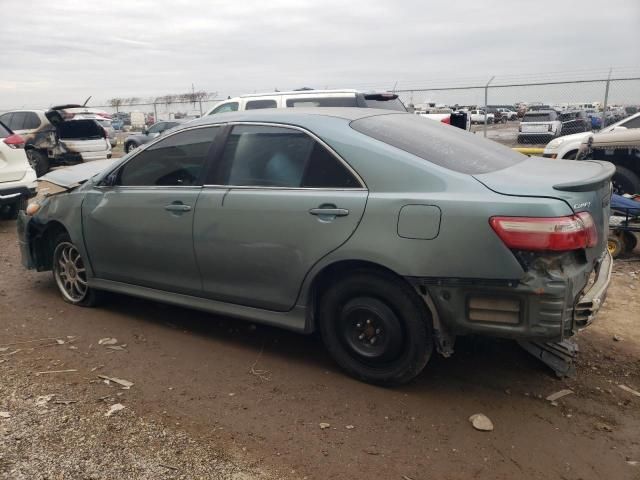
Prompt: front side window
<box><xmin>0</xmin><ymin>113</ymin><xmax>12</xmax><ymax>127</ymax></box>
<box><xmin>245</xmin><ymin>99</ymin><xmax>277</xmax><ymax>110</ymax></box>
<box><xmin>217</xmin><ymin>125</ymin><xmax>360</xmax><ymax>188</ymax></box>
<box><xmin>118</xmin><ymin>127</ymin><xmax>219</xmax><ymax>187</ymax></box>
<box><xmin>211</xmin><ymin>102</ymin><xmax>239</xmax><ymax>114</ymax></box>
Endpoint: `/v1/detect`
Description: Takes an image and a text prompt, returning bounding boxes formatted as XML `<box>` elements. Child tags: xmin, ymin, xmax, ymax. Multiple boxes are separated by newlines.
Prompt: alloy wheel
<box><xmin>53</xmin><ymin>242</ymin><xmax>88</xmax><ymax>302</ymax></box>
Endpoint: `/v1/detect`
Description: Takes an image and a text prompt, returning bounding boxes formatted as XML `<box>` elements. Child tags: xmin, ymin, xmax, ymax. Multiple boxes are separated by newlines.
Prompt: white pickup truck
<box><xmin>414</xmin><ymin>108</ymin><xmax>471</xmax><ymax>130</ymax></box>
<box><xmin>469</xmin><ymin>110</ymin><xmax>495</xmax><ymax>124</ymax></box>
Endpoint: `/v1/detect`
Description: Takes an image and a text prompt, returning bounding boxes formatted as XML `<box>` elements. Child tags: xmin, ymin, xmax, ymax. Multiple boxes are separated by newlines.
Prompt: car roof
<box><xmin>233</xmin><ymin>89</ymin><xmax>391</xmax><ymax>99</ymax></box>
<box><xmin>185</xmin><ymin>107</ymin><xmax>399</xmax><ymax>128</ymax></box>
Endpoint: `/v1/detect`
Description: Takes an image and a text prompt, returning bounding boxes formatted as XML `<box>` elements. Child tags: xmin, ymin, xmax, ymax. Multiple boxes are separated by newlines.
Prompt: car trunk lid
<box><xmin>474</xmin><ymin>157</ymin><xmax>615</xmax><ymax>262</ymax></box>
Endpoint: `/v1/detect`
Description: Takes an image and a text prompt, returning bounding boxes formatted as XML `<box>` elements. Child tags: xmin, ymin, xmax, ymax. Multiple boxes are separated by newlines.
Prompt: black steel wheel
<box><xmin>319</xmin><ymin>270</ymin><xmax>433</xmax><ymax>386</ymax></box>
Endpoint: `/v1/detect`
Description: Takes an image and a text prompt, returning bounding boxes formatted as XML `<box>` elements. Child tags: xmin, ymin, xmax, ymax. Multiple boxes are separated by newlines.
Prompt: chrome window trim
<box><xmin>218</xmin><ymin>121</ymin><xmax>367</xmax><ymax>189</ymax></box>
<box><xmin>203</xmin><ymin>185</ymin><xmax>367</xmax><ymax>192</ymax></box>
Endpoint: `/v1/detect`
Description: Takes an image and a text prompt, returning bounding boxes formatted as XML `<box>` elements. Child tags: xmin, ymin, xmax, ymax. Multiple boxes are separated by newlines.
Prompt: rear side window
<box><xmin>9</xmin><ymin>112</ymin><xmax>27</xmax><ymax>130</ymax></box>
<box><xmin>286</xmin><ymin>97</ymin><xmax>357</xmax><ymax>108</ymax></box>
<box><xmin>118</xmin><ymin>127</ymin><xmax>219</xmax><ymax>186</ymax></box>
<box><xmin>217</xmin><ymin>125</ymin><xmax>360</xmax><ymax>188</ymax></box>
<box><xmin>23</xmin><ymin>112</ymin><xmax>41</xmax><ymax>130</ymax></box>
<box><xmin>246</xmin><ymin>99</ymin><xmax>277</xmax><ymax>110</ymax></box>
<box><xmin>351</xmin><ymin>113</ymin><xmax>525</xmax><ymax>175</ymax></box>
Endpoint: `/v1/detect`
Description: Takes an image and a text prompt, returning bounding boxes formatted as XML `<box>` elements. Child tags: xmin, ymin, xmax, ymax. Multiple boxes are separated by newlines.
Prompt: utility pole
<box><xmin>484</xmin><ymin>76</ymin><xmax>495</xmax><ymax>138</ymax></box>
<box><xmin>601</xmin><ymin>68</ymin><xmax>612</xmax><ymax>129</ymax></box>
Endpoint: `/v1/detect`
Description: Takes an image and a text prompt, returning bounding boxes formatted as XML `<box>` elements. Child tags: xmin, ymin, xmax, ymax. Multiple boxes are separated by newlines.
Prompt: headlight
<box><xmin>547</xmin><ymin>137</ymin><xmax>565</xmax><ymax>149</ymax></box>
<box><xmin>26</xmin><ymin>202</ymin><xmax>41</xmax><ymax>216</ymax></box>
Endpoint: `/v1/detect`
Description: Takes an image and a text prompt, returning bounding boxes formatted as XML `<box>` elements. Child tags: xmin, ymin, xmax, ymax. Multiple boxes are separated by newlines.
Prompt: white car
<box><xmin>543</xmin><ymin>111</ymin><xmax>640</xmax><ymax>159</ymax></box>
<box><xmin>469</xmin><ymin>110</ymin><xmax>495</xmax><ymax>124</ymax></box>
<box><xmin>0</xmin><ymin>121</ymin><xmax>37</xmax><ymax>219</ymax></box>
<box><xmin>517</xmin><ymin>110</ymin><xmax>562</xmax><ymax>144</ymax></box>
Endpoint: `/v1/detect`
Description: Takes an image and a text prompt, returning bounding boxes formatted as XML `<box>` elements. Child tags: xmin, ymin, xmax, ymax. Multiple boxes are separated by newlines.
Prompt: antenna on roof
<box><xmin>82</xmin><ymin>96</ymin><xmax>92</xmax><ymax>106</ymax></box>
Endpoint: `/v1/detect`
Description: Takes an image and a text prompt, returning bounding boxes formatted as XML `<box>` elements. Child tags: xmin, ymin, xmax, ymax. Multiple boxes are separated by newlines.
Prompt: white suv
<box><xmin>205</xmin><ymin>89</ymin><xmax>406</xmax><ymax>115</ymax></box>
<box><xmin>0</xmin><ymin>121</ymin><xmax>36</xmax><ymax>220</ymax></box>
<box><xmin>543</xmin><ymin>112</ymin><xmax>640</xmax><ymax>159</ymax></box>
<box><xmin>517</xmin><ymin>110</ymin><xmax>562</xmax><ymax>144</ymax></box>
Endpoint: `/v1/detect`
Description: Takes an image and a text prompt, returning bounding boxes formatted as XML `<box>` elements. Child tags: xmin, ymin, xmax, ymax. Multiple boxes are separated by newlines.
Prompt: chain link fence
<box><xmin>395</xmin><ymin>77</ymin><xmax>640</xmax><ymax>147</ymax></box>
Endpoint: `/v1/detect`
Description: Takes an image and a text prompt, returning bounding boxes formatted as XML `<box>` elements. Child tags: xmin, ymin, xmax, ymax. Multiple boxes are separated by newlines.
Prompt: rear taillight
<box><xmin>3</xmin><ymin>133</ymin><xmax>25</xmax><ymax>149</ymax></box>
<box><xmin>440</xmin><ymin>117</ymin><xmax>451</xmax><ymax>125</ymax></box>
<box><xmin>490</xmin><ymin>213</ymin><xmax>598</xmax><ymax>251</ymax></box>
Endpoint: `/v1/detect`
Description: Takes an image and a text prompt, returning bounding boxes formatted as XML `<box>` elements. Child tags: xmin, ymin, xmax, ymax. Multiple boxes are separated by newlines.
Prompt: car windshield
<box><xmin>523</xmin><ymin>113</ymin><xmax>553</xmax><ymax>122</ymax></box>
<box><xmin>351</xmin><ymin>113</ymin><xmax>525</xmax><ymax>174</ymax></box>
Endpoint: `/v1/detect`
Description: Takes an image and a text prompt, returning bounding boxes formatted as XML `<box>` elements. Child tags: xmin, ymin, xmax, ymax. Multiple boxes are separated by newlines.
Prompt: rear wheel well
<box><xmin>308</xmin><ymin>260</ymin><xmax>428</xmax><ymax>332</ymax></box>
<box><xmin>32</xmin><ymin>221</ymin><xmax>69</xmax><ymax>271</ymax></box>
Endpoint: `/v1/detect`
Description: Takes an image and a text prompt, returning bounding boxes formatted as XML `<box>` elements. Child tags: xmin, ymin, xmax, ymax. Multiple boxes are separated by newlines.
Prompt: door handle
<box><xmin>309</xmin><ymin>207</ymin><xmax>349</xmax><ymax>217</ymax></box>
<box><xmin>164</xmin><ymin>203</ymin><xmax>192</xmax><ymax>212</ymax></box>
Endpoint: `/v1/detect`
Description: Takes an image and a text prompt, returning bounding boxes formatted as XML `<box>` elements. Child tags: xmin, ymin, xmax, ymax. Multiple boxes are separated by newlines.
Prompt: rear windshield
<box><xmin>363</xmin><ymin>94</ymin><xmax>407</xmax><ymax>112</ymax></box>
<box><xmin>522</xmin><ymin>112</ymin><xmax>554</xmax><ymax>122</ymax></box>
<box><xmin>286</xmin><ymin>97</ymin><xmax>357</xmax><ymax>108</ymax></box>
<box><xmin>350</xmin><ymin>113</ymin><xmax>525</xmax><ymax>174</ymax></box>
<box><xmin>0</xmin><ymin>121</ymin><xmax>11</xmax><ymax>138</ymax></box>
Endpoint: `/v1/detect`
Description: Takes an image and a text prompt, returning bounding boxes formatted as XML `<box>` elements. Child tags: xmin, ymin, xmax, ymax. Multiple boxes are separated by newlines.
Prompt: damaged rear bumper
<box><xmin>409</xmin><ymin>250</ymin><xmax>613</xmax><ymax>342</ymax></box>
<box><xmin>573</xmin><ymin>251</ymin><xmax>612</xmax><ymax>328</ymax></box>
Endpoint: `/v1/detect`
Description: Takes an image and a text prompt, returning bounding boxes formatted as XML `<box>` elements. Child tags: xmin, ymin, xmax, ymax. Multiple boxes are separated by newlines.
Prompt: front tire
<box><xmin>318</xmin><ymin>271</ymin><xmax>433</xmax><ymax>386</ymax></box>
<box><xmin>125</xmin><ymin>142</ymin><xmax>138</xmax><ymax>153</ymax></box>
<box><xmin>52</xmin><ymin>234</ymin><xmax>99</xmax><ymax>307</ymax></box>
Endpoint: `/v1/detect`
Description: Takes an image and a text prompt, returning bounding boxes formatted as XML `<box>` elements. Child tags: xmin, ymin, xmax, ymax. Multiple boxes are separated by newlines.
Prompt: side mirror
<box><xmin>142</xmin><ymin>127</ymin><xmax>148</xmax><ymax>135</ymax></box>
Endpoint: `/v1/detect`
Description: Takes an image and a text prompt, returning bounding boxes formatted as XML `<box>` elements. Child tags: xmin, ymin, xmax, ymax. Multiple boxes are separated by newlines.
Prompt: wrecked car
<box><xmin>0</xmin><ymin>106</ymin><xmax>111</xmax><ymax>177</ymax></box>
<box><xmin>577</xmin><ymin>128</ymin><xmax>640</xmax><ymax>195</ymax></box>
<box><xmin>17</xmin><ymin>108</ymin><xmax>614</xmax><ymax>385</ymax></box>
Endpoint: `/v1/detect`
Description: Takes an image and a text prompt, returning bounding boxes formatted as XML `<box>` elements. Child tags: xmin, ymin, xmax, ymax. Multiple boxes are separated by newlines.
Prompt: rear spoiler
<box><xmin>553</xmin><ymin>161</ymin><xmax>616</xmax><ymax>192</ymax></box>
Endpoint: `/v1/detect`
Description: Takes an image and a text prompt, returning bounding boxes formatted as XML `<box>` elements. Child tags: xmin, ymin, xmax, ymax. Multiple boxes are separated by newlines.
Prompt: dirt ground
<box><xmin>1</xmin><ymin>217</ymin><xmax>639</xmax><ymax>479</ymax></box>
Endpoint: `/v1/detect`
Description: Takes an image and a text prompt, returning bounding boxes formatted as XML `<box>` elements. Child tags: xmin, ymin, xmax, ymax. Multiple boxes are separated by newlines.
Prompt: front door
<box><xmin>82</xmin><ymin>126</ymin><xmax>221</xmax><ymax>294</ymax></box>
<box><xmin>194</xmin><ymin>124</ymin><xmax>368</xmax><ymax>311</ymax></box>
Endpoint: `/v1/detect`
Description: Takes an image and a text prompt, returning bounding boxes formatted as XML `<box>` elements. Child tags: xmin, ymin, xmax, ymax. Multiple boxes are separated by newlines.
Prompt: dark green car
<box><xmin>18</xmin><ymin>108</ymin><xmax>614</xmax><ymax>385</ymax></box>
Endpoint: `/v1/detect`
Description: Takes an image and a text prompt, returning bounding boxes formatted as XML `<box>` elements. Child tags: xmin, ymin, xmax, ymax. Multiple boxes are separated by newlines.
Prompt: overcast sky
<box><xmin>0</xmin><ymin>0</ymin><xmax>638</xmax><ymax>109</ymax></box>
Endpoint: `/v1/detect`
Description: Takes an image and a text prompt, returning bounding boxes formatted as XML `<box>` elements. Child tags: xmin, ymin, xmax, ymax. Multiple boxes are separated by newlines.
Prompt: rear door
<box><xmin>193</xmin><ymin>123</ymin><xmax>368</xmax><ymax>311</ymax></box>
<box><xmin>82</xmin><ymin>126</ymin><xmax>221</xmax><ymax>294</ymax></box>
